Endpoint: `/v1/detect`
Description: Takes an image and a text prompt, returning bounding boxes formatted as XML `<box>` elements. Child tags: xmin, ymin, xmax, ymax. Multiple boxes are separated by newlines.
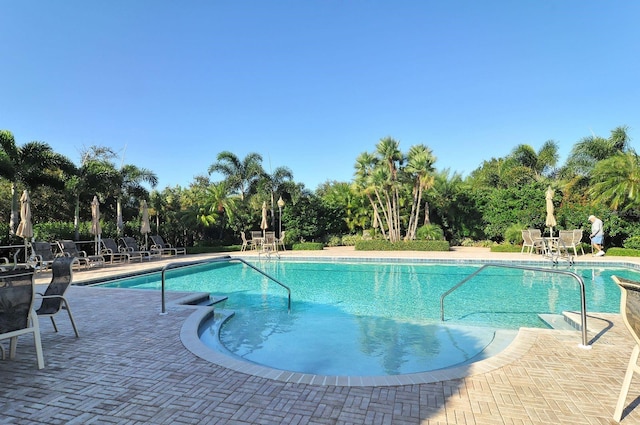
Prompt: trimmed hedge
<box><xmin>490</xmin><ymin>244</ymin><xmax>523</xmax><ymax>253</ymax></box>
<box><xmin>292</xmin><ymin>242</ymin><xmax>324</xmax><ymax>250</ymax></box>
<box><xmin>354</xmin><ymin>240</ymin><xmax>450</xmax><ymax>251</ymax></box>
<box><xmin>603</xmin><ymin>247</ymin><xmax>640</xmax><ymax>257</ymax></box>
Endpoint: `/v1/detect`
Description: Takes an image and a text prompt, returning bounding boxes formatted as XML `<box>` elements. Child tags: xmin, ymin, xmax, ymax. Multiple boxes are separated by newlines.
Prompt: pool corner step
<box><xmin>538</xmin><ymin>313</ymin><xmax>577</xmax><ymax>330</ymax></box>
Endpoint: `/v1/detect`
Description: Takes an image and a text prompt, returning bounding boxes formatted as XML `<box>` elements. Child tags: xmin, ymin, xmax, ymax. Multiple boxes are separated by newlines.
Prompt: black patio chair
<box><xmin>35</xmin><ymin>256</ymin><xmax>79</xmax><ymax>338</ymax></box>
<box><xmin>0</xmin><ymin>268</ymin><xmax>44</xmax><ymax>369</ymax></box>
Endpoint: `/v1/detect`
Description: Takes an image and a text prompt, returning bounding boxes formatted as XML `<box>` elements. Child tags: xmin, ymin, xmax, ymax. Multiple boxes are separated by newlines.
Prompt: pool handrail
<box><xmin>440</xmin><ymin>263</ymin><xmax>590</xmax><ymax>349</ymax></box>
<box><xmin>160</xmin><ymin>255</ymin><xmax>291</xmax><ymax>314</ymax></box>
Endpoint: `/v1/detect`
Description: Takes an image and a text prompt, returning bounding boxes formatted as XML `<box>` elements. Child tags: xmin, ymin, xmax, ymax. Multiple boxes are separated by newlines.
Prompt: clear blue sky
<box><xmin>2</xmin><ymin>1</ymin><xmax>639</xmax><ymax>191</ymax></box>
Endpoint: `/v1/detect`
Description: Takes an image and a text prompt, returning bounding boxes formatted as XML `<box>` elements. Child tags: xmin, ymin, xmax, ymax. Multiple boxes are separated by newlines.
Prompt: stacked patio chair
<box><xmin>0</xmin><ymin>268</ymin><xmax>44</xmax><ymax>369</ymax></box>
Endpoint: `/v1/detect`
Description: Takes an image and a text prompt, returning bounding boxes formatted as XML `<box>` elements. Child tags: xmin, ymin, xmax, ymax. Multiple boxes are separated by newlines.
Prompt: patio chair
<box><xmin>611</xmin><ymin>276</ymin><xmax>640</xmax><ymax>421</ymax></box>
<box><xmin>250</xmin><ymin>231</ymin><xmax>264</xmax><ymax>248</ymax></box>
<box><xmin>100</xmin><ymin>238</ymin><xmax>131</xmax><ymax>264</ymax></box>
<box><xmin>276</xmin><ymin>231</ymin><xmax>286</xmax><ymax>251</ymax></box>
<box><xmin>149</xmin><ymin>235</ymin><xmax>186</xmax><ymax>256</ymax></box>
<box><xmin>35</xmin><ymin>256</ymin><xmax>79</xmax><ymax>338</ymax></box>
<box><xmin>30</xmin><ymin>241</ymin><xmax>59</xmax><ymax>271</ymax></box>
<box><xmin>56</xmin><ymin>240</ymin><xmax>105</xmax><ymax>269</ymax></box>
<box><xmin>0</xmin><ymin>268</ymin><xmax>44</xmax><ymax>369</ymax></box>
<box><xmin>572</xmin><ymin>229</ymin><xmax>585</xmax><ymax>256</ymax></box>
<box><xmin>120</xmin><ymin>237</ymin><xmax>161</xmax><ymax>261</ymax></box>
<box><xmin>240</xmin><ymin>231</ymin><xmax>247</xmax><ymax>251</ymax></box>
<box><xmin>262</xmin><ymin>231</ymin><xmax>277</xmax><ymax>252</ymax></box>
<box><xmin>521</xmin><ymin>230</ymin><xmax>544</xmax><ymax>254</ymax></box>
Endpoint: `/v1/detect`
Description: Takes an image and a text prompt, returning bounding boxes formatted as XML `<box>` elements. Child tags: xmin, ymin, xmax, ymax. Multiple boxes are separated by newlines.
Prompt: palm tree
<box><xmin>404</xmin><ymin>144</ymin><xmax>436</xmax><ymax>240</ymax></box>
<box><xmin>510</xmin><ymin>140</ymin><xmax>559</xmax><ymax>179</ymax></box>
<box><xmin>113</xmin><ymin>164</ymin><xmax>158</xmax><ymax>236</ymax></box>
<box><xmin>208</xmin><ymin>151</ymin><xmax>264</xmax><ymax>201</ymax></box>
<box><xmin>67</xmin><ymin>145</ymin><xmax>119</xmax><ymax>239</ymax></box>
<box><xmin>590</xmin><ymin>151</ymin><xmax>640</xmax><ymax>211</ymax></box>
<box><xmin>0</xmin><ymin>130</ymin><xmax>75</xmax><ymax>235</ymax></box>
<box><xmin>259</xmin><ymin>166</ymin><xmax>293</xmax><ymax>229</ymax></box>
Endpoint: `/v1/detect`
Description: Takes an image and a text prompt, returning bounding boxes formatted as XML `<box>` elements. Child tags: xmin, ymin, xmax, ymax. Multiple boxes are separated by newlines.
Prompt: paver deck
<box><xmin>1</xmin><ymin>247</ymin><xmax>640</xmax><ymax>424</ymax></box>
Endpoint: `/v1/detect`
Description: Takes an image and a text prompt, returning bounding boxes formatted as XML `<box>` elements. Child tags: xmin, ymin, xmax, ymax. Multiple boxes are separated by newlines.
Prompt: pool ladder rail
<box><xmin>159</xmin><ymin>255</ymin><xmax>291</xmax><ymax>314</ymax></box>
<box><xmin>440</xmin><ymin>263</ymin><xmax>591</xmax><ymax>349</ymax></box>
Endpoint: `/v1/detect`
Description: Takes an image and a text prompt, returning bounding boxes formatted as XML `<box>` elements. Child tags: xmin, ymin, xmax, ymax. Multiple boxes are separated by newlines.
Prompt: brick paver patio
<box><xmin>1</xmin><ymin>248</ymin><xmax>640</xmax><ymax>424</ymax></box>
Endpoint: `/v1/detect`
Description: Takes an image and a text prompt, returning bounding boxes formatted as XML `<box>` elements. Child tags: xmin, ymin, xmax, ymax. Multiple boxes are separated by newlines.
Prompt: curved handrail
<box><xmin>440</xmin><ymin>263</ymin><xmax>590</xmax><ymax>348</ymax></box>
<box><xmin>160</xmin><ymin>255</ymin><xmax>291</xmax><ymax>314</ymax></box>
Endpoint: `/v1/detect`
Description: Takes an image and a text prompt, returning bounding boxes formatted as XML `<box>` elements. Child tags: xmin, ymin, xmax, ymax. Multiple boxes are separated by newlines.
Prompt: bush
<box><xmin>292</xmin><ymin>242</ymin><xmax>324</xmax><ymax>250</ymax></box>
<box><xmin>490</xmin><ymin>243</ymin><xmax>522</xmax><ymax>253</ymax></box>
<box><xmin>355</xmin><ymin>240</ymin><xmax>450</xmax><ymax>251</ymax></box>
<box><xmin>416</xmin><ymin>224</ymin><xmax>445</xmax><ymax>241</ymax></box>
<box><xmin>604</xmin><ymin>247</ymin><xmax>640</xmax><ymax>257</ymax></box>
<box><xmin>341</xmin><ymin>234</ymin><xmax>360</xmax><ymax>246</ymax></box>
<box><xmin>504</xmin><ymin>223</ymin><xmax>525</xmax><ymax>245</ymax></box>
<box><xmin>624</xmin><ymin>235</ymin><xmax>640</xmax><ymax>250</ymax></box>
<box><xmin>326</xmin><ymin>235</ymin><xmax>342</xmax><ymax>247</ymax></box>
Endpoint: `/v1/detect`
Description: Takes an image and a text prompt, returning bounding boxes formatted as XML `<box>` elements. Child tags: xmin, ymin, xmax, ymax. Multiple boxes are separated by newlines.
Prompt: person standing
<box><xmin>589</xmin><ymin>215</ymin><xmax>605</xmax><ymax>256</ymax></box>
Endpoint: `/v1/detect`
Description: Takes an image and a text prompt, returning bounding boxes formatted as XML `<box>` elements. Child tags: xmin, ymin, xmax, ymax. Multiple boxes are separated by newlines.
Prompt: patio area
<box><xmin>1</xmin><ymin>247</ymin><xmax>640</xmax><ymax>424</ymax></box>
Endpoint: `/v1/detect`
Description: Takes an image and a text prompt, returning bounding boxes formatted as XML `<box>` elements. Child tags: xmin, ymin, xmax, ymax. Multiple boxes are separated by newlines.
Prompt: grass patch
<box><xmin>490</xmin><ymin>243</ymin><xmax>522</xmax><ymax>253</ymax></box>
<box><xmin>603</xmin><ymin>247</ymin><xmax>640</xmax><ymax>257</ymax></box>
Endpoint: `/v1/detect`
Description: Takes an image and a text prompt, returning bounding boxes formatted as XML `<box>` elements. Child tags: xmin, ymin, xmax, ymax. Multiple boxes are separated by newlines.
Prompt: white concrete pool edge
<box><xmin>177</xmin><ymin>302</ymin><xmax>557</xmax><ymax>387</ymax></box>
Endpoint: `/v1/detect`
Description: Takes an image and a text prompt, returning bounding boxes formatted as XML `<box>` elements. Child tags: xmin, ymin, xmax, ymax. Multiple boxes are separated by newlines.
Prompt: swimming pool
<box><xmin>99</xmin><ymin>259</ymin><xmax>640</xmax><ymax>376</ymax></box>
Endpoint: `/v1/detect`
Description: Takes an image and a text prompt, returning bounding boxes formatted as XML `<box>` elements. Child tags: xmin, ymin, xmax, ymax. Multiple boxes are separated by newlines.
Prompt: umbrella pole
<box><xmin>24</xmin><ymin>239</ymin><xmax>28</xmax><ymax>263</ymax></box>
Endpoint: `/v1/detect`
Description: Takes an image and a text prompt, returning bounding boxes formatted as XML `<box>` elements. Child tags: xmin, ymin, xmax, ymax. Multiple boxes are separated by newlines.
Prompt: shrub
<box><xmin>326</xmin><ymin>235</ymin><xmax>342</xmax><ymax>247</ymax></box>
<box><xmin>624</xmin><ymin>235</ymin><xmax>640</xmax><ymax>250</ymax></box>
<box><xmin>341</xmin><ymin>234</ymin><xmax>360</xmax><ymax>246</ymax></box>
<box><xmin>490</xmin><ymin>243</ymin><xmax>522</xmax><ymax>253</ymax></box>
<box><xmin>292</xmin><ymin>242</ymin><xmax>324</xmax><ymax>250</ymax></box>
<box><xmin>354</xmin><ymin>240</ymin><xmax>450</xmax><ymax>251</ymax></box>
<box><xmin>604</xmin><ymin>247</ymin><xmax>640</xmax><ymax>257</ymax></box>
<box><xmin>416</xmin><ymin>224</ymin><xmax>445</xmax><ymax>241</ymax></box>
<box><xmin>504</xmin><ymin>223</ymin><xmax>525</xmax><ymax>245</ymax></box>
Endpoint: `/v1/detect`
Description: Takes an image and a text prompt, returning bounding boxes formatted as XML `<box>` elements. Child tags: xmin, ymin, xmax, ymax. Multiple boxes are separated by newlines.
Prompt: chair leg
<box><xmin>614</xmin><ymin>344</ymin><xmax>640</xmax><ymax>421</ymax></box>
<box><xmin>31</xmin><ymin>314</ymin><xmax>45</xmax><ymax>369</ymax></box>
<box><xmin>9</xmin><ymin>336</ymin><xmax>18</xmax><ymax>359</ymax></box>
<box><xmin>50</xmin><ymin>317</ymin><xmax>59</xmax><ymax>333</ymax></box>
<box><xmin>62</xmin><ymin>299</ymin><xmax>80</xmax><ymax>338</ymax></box>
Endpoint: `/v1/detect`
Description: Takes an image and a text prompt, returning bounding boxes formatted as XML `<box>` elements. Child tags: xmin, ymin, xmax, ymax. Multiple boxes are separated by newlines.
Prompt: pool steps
<box><xmin>538</xmin><ymin>313</ymin><xmax>577</xmax><ymax>331</ymax></box>
<box><xmin>186</xmin><ymin>294</ymin><xmax>228</xmax><ymax>307</ymax></box>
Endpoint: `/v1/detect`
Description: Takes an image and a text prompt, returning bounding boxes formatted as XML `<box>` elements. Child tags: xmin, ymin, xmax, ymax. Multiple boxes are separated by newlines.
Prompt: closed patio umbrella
<box><xmin>140</xmin><ymin>200</ymin><xmax>151</xmax><ymax>250</ymax></box>
<box><xmin>90</xmin><ymin>196</ymin><xmax>102</xmax><ymax>255</ymax></box>
<box><xmin>16</xmin><ymin>190</ymin><xmax>33</xmax><ymax>262</ymax></box>
<box><xmin>545</xmin><ymin>186</ymin><xmax>557</xmax><ymax>237</ymax></box>
<box><xmin>261</xmin><ymin>201</ymin><xmax>268</xmax><ymax>238</ymax></box>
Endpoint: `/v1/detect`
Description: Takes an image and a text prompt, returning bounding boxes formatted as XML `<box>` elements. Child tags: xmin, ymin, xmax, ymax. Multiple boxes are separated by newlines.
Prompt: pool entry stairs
<box><xmin>161</xmin><ymin>255</ymin><xmax>291</xmax><ymax>315</ymax></box>
<box><xmin>441</xmin><ymin>263</ymin><xmax>591</xmax><ymax>348</ymax></box>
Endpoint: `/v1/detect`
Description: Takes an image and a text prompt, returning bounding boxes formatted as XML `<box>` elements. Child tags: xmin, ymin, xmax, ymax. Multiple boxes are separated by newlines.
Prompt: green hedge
<box><xmin>490</xmin><ymin>243</ymin><xmax>522</xmax><ymax>253</ymax></box>
<box><xmin>354</xmin><ymin>240</ymin><xmax>450</xmax><ymax>251</ymax></box>
<box><xmin>604</xmin><ymin>247</ymin><xmax>640</xmax><ymax>257</ymax></box>
<box><xmin>292</xmin><ymin>242</ymin><xmax>324</xmax><ymax>250</ymax></box>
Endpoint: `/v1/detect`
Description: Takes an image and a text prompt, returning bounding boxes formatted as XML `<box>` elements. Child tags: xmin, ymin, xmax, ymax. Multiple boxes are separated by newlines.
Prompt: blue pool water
<box><xmin>99</xmin><ymin>260</ymin><xmax>640</xmax><ymax>376</ymax></box>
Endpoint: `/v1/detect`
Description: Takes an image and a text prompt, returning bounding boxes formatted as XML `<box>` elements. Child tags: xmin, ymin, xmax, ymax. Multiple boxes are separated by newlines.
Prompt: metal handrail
<box><xmin>440</xmin><ymin>263</ymin><xmax>591</xmax><ymax>348</ymax></box>
<box><xmin>160</xmin><ymin>255</ymin><xmax>291</xmax><ymax>314</ymax></box>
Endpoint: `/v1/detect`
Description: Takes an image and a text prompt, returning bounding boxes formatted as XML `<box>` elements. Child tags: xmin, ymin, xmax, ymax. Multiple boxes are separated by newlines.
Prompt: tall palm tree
<box><xmin>113</xmin><ymin>164</ymin><xmax>158</xmax><ymax>236</ymax></box>
<box><xmin>404</xmin><ymin>144</ymin><xmax>436</xmax><ymax>240</ymax></box>
<box><xmin>509</xmin><ymin>140</ymin><xmax>559</xmax><ymax>179</ymax></box>
<box><xmin>208</xmin><ymin>151</ymin><xmax>264</xmax><ymax>201</ymax></box>
<box><xmin>0</xmin><ymin>130</ymin><xmax>75</xmax><ymax>235</ymax></box>
<box><xmin>590</xmin><ymin>151</ymin><xmax>640</xmax><ymax>211</ymax></box>
<box><xmin>259</xmin><ymin>166</ymin><xmax>293</xmax><ymax>229</ymax></box>
<box><xmin>67</xmin><ymin>145</ymin><xmax>119</xmax><ymax>239</ymax></box>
